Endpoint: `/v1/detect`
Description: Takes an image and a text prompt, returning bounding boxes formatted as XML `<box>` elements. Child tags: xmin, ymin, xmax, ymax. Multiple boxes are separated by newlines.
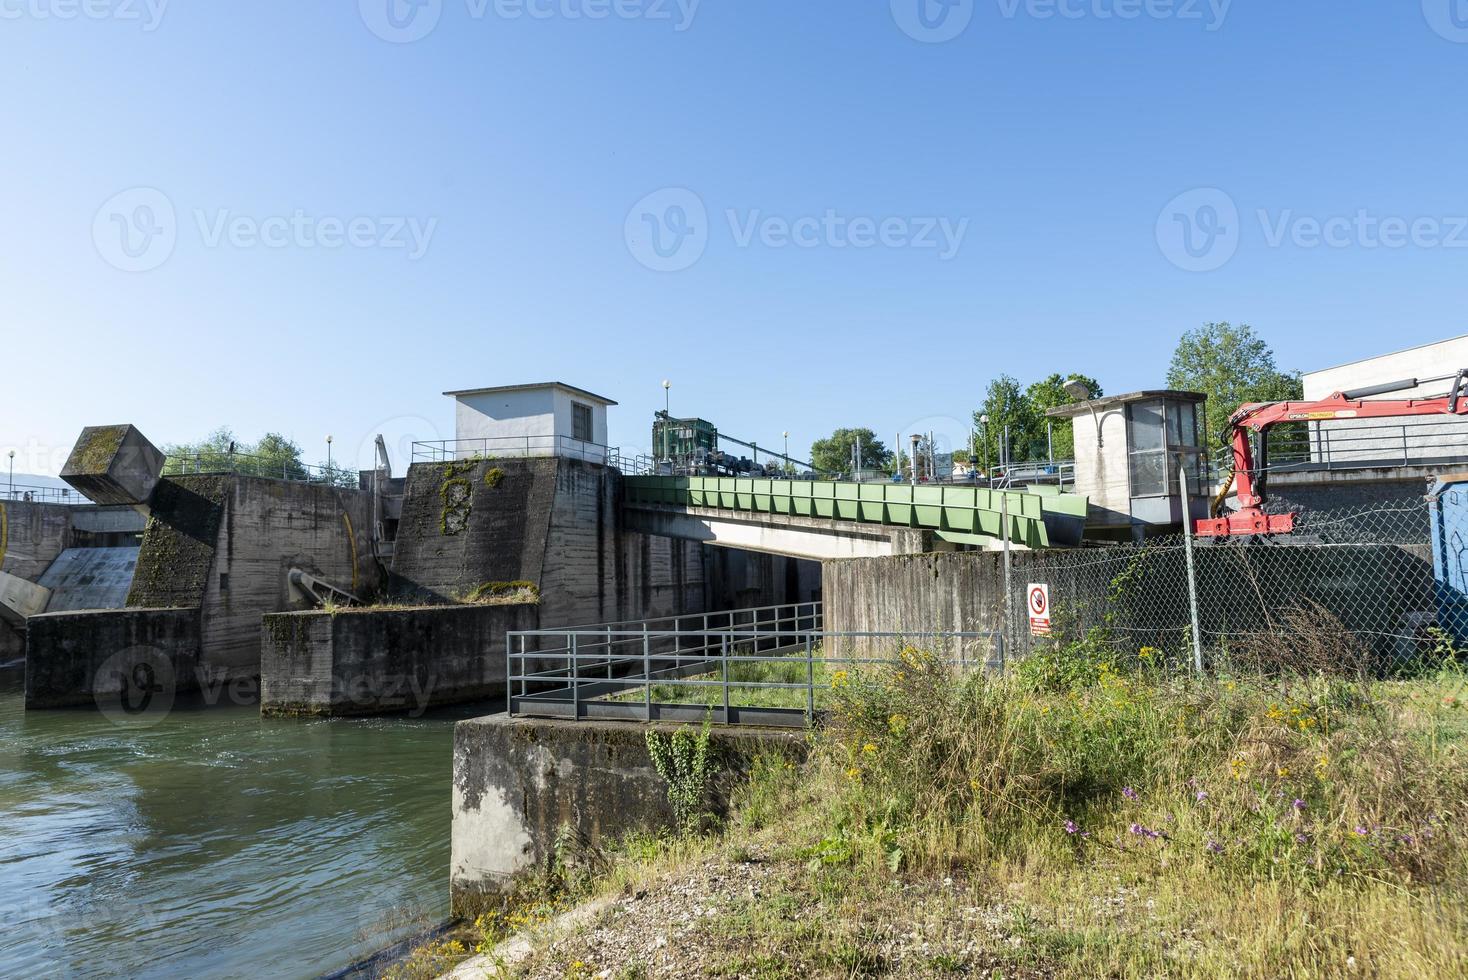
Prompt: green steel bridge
<box><xmin>621</xmin><ymin>475</ymin><xmax>1088</xmax><ymax>551</ymax></box>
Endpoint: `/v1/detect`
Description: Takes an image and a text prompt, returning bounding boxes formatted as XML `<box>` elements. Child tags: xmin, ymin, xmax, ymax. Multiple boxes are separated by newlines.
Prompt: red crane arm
<box><xmin>1195</xmin><ymin>370</ymin><xmax>1468</xmax><ymax>538</ymax></box>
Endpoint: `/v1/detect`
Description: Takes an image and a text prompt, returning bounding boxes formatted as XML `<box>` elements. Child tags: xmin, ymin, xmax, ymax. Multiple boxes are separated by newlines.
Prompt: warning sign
<box><xmin>1028</xmin><ymin>583</ymin><xmax>1052</xmax><ymax>636</ymax></box>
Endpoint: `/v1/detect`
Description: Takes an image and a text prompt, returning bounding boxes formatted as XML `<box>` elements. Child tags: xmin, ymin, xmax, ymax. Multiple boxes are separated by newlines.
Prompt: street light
<box><xmin>782</xmin><ymin>431</ymin><xmax>789</xmax><ymax>474</ymax></box>
<box><xmin>6</xmin><ymin>449</ymin><xmax>12</xmax><ymax>498</ymax></box>
<box><xmin>662</xmin><ymin>379</ymin><xmax>671</xmax><ymax>416</ymax></box>
<box><xmin>1063</xmin><ymin>379</ymin><xmax>1109</xmax><ymax>447</ymax></box>
<box><xmin>978</xmin><ymin>415</ymin><xmax>990</xmax><ymax>477</ymax></box>
<box><xmin>326</xmin><ymin>435</ymin><xmax>333</xmax><ymax>468</ymax></box>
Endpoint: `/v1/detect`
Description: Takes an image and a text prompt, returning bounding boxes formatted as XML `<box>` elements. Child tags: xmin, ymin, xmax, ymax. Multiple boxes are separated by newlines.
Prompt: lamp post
<box><xmin>979</xmin><ymin>415</ymin><xmax>990</xmax><ymax>479</ymax></box>
<box><xmin>782</xmin><ymin>431</ymin><xmax>789</xmax><ymax>475</ymax></box>
<box><xmin>910</xmin><ymin>433</ymin><xmax>920</xmax><ymax>486</ymax></box>
<box><xmin>1063</xmin><ymin>379</ymin><xmax>1105</xmax><ymax>447</ymax></box>
<box><xmin>326</xmin><ymin>435</ymin><xmax>333</xmax><ymax>469</ymax></box>
<box><xmin>662</xmin><ymin>379</ymin><xmax>671</xmax><ymax>416</ymax></box>
<box><xmin>661</xmin><ymin>380</ymin><xmax>671</xmax><ymax>462</ymax></box>
<box><xmin>6</xmin><ymin>449</ymin><xmax>12</xmax><ymax>498</ymax></box>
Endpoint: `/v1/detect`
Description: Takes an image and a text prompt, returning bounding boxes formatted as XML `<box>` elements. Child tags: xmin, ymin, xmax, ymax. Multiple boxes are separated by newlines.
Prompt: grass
<box><xmin>601</xmin><ymin>648</ymin><xmax>840</xmax><ymax>712</ymax></box>
<box><xmin>497</xmin><ymin>628</ymin><xmax>1468</xmax><ymax>978</ymax></box>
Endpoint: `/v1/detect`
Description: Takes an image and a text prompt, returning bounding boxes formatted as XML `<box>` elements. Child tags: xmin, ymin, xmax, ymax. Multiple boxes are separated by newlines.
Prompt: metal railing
<box><xmin>507</xmin><ymin>601</ymin><xmax>1003</xmax><ymax>728</ymax></box>
<box><xmin>0</xmin><ymin>484</ymin><xmax>90</xmax><ymax>505</ymax></box>
<box><xmin>411</xmin><ymin>435</ymin><xmax>626</xmax><ymax>466</ymax></box>
<box><xmin>1263</xmin><ymin>416</ymin><xmax>1468</xmax><ymax>473</ymax></box>
<box><xmin>162</xmin><ymin>452</ymin><xmax>359</xmax><ymax>487</ymax></box>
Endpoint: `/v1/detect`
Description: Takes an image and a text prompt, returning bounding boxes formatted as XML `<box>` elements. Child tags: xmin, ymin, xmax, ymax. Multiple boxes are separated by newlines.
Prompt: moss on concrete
<box><xmin>66</xmin><ymin>424</ymin><xmax>130</xmax><ymax>475</ymax></box>
<box><xmin>126</xmin><ymin>476</ymin><xmax>228</xmax><ymax>608</ymax></box>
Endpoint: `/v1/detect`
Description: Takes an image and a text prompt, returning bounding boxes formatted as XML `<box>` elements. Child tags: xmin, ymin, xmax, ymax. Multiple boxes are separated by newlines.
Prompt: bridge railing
<box><xmin>507</xmin><ymin>603</ymin><xmax>1003</xmax><ymax>729</ymax></box>
<box><xmin>1</xmin><ymin>484</ymin><xmax>91</xmax><ymax>505</ymax></box>
<box><xmin>411</xmin><ymin>436</ymin><xmax>633</xmax><ymax>467</ymax></box>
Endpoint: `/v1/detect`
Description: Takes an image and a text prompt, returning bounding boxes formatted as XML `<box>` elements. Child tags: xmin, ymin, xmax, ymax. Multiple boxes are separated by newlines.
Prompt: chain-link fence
<box><xmin>1003</xmin><ymin>492</ymin><xmax>1467</xmax><ymax>675</ymax></box>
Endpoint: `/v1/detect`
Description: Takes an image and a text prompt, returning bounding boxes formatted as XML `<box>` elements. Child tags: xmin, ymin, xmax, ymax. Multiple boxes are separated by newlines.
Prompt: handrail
<box><xmin>507</xmin><ymin>603</ymin><xmax>1002</xmax><ymax>729</ymax></box>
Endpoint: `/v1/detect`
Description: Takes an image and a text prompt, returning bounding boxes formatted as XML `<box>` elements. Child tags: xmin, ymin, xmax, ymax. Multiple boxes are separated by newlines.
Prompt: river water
<box><xmin>0</xmin><ymin>664</ymin><xmax>484</xmax><ymax>979</ymax></box>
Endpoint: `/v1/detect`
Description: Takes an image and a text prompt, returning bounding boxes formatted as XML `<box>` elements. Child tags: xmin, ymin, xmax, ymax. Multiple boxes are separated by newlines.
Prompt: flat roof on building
<box><xmin>442</xmin><ymin>382</ymin><xmax>618</xmax><ymax>406</ymax></box>
<box><xmin>1303</xmin><ymin>334</ymin><xmax>1468</xmax><ymax>377</ymax></box>
<box><xmin>1046</xmin><ymin>389</ymin><xmax>1205</xmax><ymax>419</ymax></box>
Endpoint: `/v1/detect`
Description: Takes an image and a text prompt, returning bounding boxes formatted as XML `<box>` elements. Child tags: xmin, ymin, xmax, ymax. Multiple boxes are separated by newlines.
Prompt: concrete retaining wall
<box><xmin>824</xmin><ymin>543</ymin><xmax>1438</xmax><ymax>662</ymax></box>
<box><xmin>0</xmin><ymin>500</ymin><xmax>74</xmax><ymax>581</ymax></box>
<box><xmin>23</xmin><ymin>607</ymin><xmax>201</xmax><ymax>708</ymax></box>
<box><xmin>450</xmin><ymin>715</ymin><xmax>805</xmax><ymax>916</ymax></box>
<box><xmin>259</xmin><ymin>602</ymin><xmax>538</xmax><ymax>716</ymax></box>
<box><xmin>127</xmin><ymin>475</ymin><xmax>379</xmax><ymax>679</ymax></box>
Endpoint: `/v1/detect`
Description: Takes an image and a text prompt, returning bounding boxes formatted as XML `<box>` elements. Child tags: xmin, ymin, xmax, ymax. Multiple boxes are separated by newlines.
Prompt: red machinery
<box><xmin>1196</xmin><ymin>369</ymin><xmax>1468</xmax><ymax>538</ymax></box>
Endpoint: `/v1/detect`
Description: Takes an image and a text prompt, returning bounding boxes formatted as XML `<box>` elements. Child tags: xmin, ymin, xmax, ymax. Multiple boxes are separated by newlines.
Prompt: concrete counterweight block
<box><xmin>61</xmin><ymin>424</ymin><xmax>165</xmax><ymax>508</ymax></box>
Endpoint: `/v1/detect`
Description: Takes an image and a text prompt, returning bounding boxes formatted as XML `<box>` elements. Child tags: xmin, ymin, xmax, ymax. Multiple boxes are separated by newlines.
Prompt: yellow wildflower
<box><xmin>862</xmin><ymin>742</ymin><xmax>877</xmax><ymax>755</ymax></box>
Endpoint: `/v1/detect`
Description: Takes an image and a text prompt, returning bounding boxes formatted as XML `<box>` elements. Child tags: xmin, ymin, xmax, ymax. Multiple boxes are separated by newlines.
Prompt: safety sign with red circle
<box><xmin>1027</xmin><ymin>583</ymin><xmax>1051</xmax><ymax>636</ymax></box>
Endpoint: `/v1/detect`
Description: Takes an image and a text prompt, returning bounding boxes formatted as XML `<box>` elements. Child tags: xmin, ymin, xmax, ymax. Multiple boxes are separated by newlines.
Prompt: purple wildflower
<box><xmin>1292</xmin><ymin>798</ymin><xmax>1306</xmax><ymax>811</ymax></box>
<box><xmin>1294</xmin><ymin>832</ymin><xmax>1310</xmax><ymax>845</ymax></box>
<box><xmin>1064</xmin><ymin>820</ymin><xmax>1078</xmax><ymax>835</ymax></box>
<box><xmin>1206</xmin><ymin>840</ymin><xmax>1224</xmax><ymax>855</ymax></box>
<box><xmin>1122</xmin><ymin>786</ymin><xmax>1139</xmax><ymax>801</ymax></box>
<box><xmin>1195</xmin><ymin>790</ymin><xmax>1209</xmax><ymax>803</ymax></box>
<box><xmin>1400</xmin><ymin>835</ymin><xmax>1415</xmax><ymax>845</ymax></box>
<box><xmin>1354</xmin><ymin>826</ymin><xmax>1370</xmax><ymax>837</ymax></box>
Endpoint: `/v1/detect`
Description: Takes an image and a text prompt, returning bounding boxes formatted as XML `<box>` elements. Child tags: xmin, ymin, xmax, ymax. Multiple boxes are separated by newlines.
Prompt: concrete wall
<box><xmin>259</xmin><ymin>602</ymin><xmax>537</xmax><ymax>716</ymax></box>
<box><xmin>125</xmin><ymin>475</ymin><xmax>378</xmax><ymax>680</ymax></box>
<box><xmin>450</xmin><ymin>715</ymin><xmax>805</xmax><ymax>916</ymax></box>
<box><xmin>0</xmin><ymin>500</ymin><xmax>74</xmax><ymax>581</ymax></box>
<box><xmin>24</xmin><ymin>607</ymin><xmax>201</xmax><ymax>708</ymax></box>
<box><xmin>199</xmin><ymin>477</ymin><xmax>377</xmax><ymax>678</ymax></box>
<box><xmin>824</xmin><ymin>543</ymin><xmax>1438</xmax><ymax>663</ymax></box>
<box><xmin>390</xmin><ymin>458</ymin><xmax>713</xmax><ymax>629</ymax></box>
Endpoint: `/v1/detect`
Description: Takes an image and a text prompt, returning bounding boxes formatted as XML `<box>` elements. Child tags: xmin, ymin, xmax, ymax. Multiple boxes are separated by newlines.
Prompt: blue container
<box><xmin>1429</xmin><ymin>477</ymin><xmax>1468</xmax><ymax>646</ymax></box>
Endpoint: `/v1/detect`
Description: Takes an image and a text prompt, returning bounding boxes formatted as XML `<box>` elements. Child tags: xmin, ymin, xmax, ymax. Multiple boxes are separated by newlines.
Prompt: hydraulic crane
<box><xmin>1196</xmin><ymin>369</ymin><xmax>1468</xmax><ymax>538</ymax></box>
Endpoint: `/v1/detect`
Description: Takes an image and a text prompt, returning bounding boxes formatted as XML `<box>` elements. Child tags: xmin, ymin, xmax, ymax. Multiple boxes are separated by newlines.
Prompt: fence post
<box><xmin>570</xmin><ymin>633</ymin><xmax>580</xmax><ymax>720</ymax></box>
<box><xmin>805</xmin><ymin>631</ymin><xmax>815</xmax><ymax>723</ymax></box>
<box><xmin>643</xmin><ymin>626</ymin><xmax>652</xmax><ymax>722</ymax></box>
<box><xmin>1180</xmin><ymin>464</ymin><xmax>1205</xmax><ymax>674</ymax></box>
<box><xmin>721</xmin><ymin>633</ymin><xmax>731</xmax><ymax>725</ymax></box>
<box><xmin>1001</xmin><ymin>493</ymin><xmax>1012</xmax><ymax>650</ymax></box>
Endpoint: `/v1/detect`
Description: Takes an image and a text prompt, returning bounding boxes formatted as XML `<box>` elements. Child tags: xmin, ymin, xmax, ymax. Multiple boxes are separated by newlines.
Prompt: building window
<box><xmin>1127</xmin><ymin>399</ymin><xmax>1207</xmax><ymax>498</ymax></box>
<box><xmin>572</xmin><ymin>402</ymin><xmax>593</xmax><ymax>442</ymax></box>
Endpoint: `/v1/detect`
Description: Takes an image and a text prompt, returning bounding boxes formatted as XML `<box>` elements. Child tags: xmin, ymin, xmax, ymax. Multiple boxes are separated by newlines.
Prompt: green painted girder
<box><xmin>622</xmin><ymin>476</ymin><xmax>1088</xmax><ymax>549</ymax></box>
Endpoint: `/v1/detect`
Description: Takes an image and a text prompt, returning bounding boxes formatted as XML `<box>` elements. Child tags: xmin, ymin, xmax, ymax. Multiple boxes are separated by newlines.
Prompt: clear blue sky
<box><xmin>5</xmin><ymin>2</ymin><xmax>1468</xmax><ymax>476</ymax></box>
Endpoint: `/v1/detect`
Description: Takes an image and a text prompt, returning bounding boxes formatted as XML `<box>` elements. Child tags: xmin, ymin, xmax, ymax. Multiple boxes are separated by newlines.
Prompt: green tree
<box><xmin>1166</xmin><ymin>322</ymin><xmax>1303</xmax><ymax>441</ymax></box>
<box><xmin>1025</xmin><ymin>373</ymin><xmax>1104</xmax><ymax>460</ymax></box>
<box><xmin>809</xmin><ymin>428</ymin><xmax>893</xmax><ymax>476</ymax></box>
<box><xmin>162</xmin><ymin>428</ymin><xmax>310</xmax><ymax>480</ymax></box>
<box><xmin>973</xmin><ymin>375</ymin><xmax>1040</xmax><ymax>467</ymax></box>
